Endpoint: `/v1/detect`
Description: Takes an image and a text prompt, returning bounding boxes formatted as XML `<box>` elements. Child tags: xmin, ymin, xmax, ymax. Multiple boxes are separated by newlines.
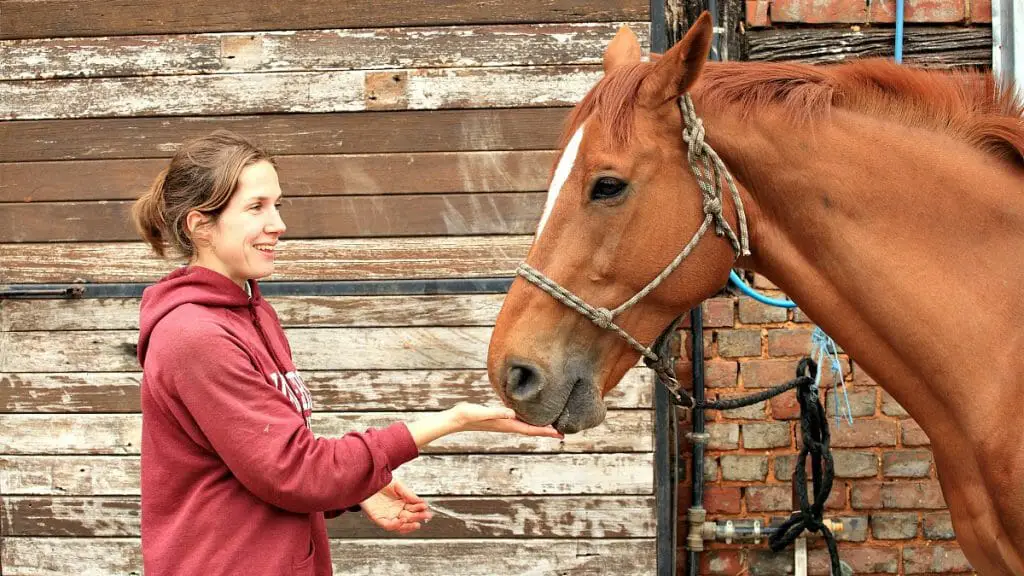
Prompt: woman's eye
<box><xmin>590</xmin><ymin>177</ymin><xmax>629</xmax><ymax>201</ymax></box>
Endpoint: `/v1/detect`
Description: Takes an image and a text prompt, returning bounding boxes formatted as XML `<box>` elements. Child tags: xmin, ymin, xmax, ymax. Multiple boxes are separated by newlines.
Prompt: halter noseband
<box><xmin>516</xmin><ymin>94</ymin><xmax>751</xmax><ymax>404</ymax></box>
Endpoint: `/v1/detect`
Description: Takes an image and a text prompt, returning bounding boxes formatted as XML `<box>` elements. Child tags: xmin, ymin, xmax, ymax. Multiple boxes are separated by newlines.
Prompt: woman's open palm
<box><xmin>360</xmin><ymin>480</ymin><xmax>432</xmax><ymax>534</ymax></box>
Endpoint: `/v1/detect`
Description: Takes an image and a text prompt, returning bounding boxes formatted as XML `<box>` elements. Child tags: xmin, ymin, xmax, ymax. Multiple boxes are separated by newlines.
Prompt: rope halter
<box><xmin>516</xmin><ymin>94</ymin><xmax>751</xmax><ymax>402</ymax></box>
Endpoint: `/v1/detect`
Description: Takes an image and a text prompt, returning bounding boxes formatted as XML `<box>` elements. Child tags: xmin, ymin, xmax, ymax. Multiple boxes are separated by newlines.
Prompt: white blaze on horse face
<box><xmin>536</xmin><ymin>123</ymin><xmax>586</xmax><ymax>238</ymax></box>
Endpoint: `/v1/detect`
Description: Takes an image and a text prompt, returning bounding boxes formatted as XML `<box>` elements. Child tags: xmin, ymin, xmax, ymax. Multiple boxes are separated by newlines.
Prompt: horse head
<box><xmin>488</xmin><ymin>13</ymin><xmax>744</xmax><ymax>433</ymax></box>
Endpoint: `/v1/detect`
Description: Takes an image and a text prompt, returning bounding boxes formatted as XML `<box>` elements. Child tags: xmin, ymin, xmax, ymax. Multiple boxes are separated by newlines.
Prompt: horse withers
<box><xmin>487</xmin><ymin>13</ymin><xmax>1024</xmax><ymax>575</ymax></box>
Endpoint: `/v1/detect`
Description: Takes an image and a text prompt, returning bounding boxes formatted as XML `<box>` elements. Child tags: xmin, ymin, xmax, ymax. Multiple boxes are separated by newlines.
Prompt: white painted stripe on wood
<box><xmin>0</xmin><ymin>537</ymin><xmax>656</xmax><ymax>576</ymax></box>
<box><xmin>0</xmin><ymin>23</ymin><xmax>650</xmax><ymax>80</ymax></box>
<box><xmin>0</xmin><ymin>368</ymin><xmax>654</xmax><ymax>412</ymax></box>
<box><xmin>0</xmin><ymin>237</ymin><xmax>533</xmax><ymax>283</ymax></box>
<box><xmin>0</xmin><ymin>411</ymin><xmax>653</xmax><ymax>455</ymax></box>
<box><xmin>1</xmin><ymin>294</ymin><xmax>509</xmax><ymax>331</ymax></box>
<box><xmin>0</xmin><ymin>453</ymin><xmax>655</xmax><ymax>496</ymax></box>
<box><xmin>1</xmin><ymin>495</ymin><xmax>657</xmax><ymax>538</ymax></box>
<box><xmin>2</xmin><ymin>66</ymin><xmax>603</xmax><ymax>120</ymax></box>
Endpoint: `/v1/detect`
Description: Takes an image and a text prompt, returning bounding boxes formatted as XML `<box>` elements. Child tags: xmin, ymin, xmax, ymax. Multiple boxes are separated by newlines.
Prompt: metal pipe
<box><xmin>649</xmin><ymin>4</ymin><xmax>678</xmax><ymax>575</ymax></box>
<box><xmin>686</xmin><ymin>305</ymin><xmax>707</xmax><ymax>572</ymax></box>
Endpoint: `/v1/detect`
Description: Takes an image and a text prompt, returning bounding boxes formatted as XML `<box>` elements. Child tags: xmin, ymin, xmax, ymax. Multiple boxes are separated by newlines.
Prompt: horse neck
<box><xmin>692</xmin><ymin>93</ymin><xmax>1024</xmax><ymax>440</ymax></box>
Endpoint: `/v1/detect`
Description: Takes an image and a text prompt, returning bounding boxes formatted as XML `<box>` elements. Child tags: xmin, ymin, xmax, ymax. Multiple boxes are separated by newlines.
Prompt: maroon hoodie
<box><xmin>138</xmin><ymin>266</ymin><xmax>418</xmax><ymax>575</ymax></box>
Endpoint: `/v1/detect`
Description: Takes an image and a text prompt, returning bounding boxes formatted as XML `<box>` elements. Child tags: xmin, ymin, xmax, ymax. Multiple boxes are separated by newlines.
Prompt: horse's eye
<box><xmin>590</xmin><ymin>177</ymin><xmax>628</xmax><ymax>201</ymax></box>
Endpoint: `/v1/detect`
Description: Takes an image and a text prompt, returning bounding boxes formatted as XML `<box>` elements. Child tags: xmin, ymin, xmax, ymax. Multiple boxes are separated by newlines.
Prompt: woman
<box><xmin>131</xmin><ymin>130</ymin><xmax>559</xmax><ymax>575</ymax></box>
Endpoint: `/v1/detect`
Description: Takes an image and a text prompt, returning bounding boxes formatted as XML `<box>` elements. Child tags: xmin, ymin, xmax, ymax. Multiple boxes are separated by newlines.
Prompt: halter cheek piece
<box><xmin>516</xmin><ymin>94</ymin><xmax>751</xmax><ymax>406</ymax></box>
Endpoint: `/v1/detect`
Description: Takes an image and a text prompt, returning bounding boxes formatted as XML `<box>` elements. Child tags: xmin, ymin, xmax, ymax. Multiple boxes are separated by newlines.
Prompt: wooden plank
<box><xmin>2</xmin><ymin>66</ymin><xmax>602</xmax><ymax>120</ymax></box>
<box><xmin>745</xmin><ymin>27</ymin><xmax>992</xmax><ymax>68</ymax></box>
<box><xmin>0</xmin><ymin>453</ymin><xmax>655</xmax><ymax>495</ymax></box>
<box><xmin>0</xmin><ymin>327</ymin><xmax>496</xmax><ymax>372</ymax></box>
<box><xmin>1</xmin><ymin>294</ymin><xmax>509</xmax><ymax>330</ymax></box>
<box><xmin>0</xmin><ymin>109</ymin><xmax>570</xmax><ymax>162</ymax></box>
<box><xmin>0</xmin><ymin>23</ymin><xmax>651</xmax><ymax>80</ymax></box>
<box><xmin>0</xmin><ymin>411</ymin><xmax>653</xmax><ymax>455</ymax></box>
<box><xmin>1</xmin><ymin>495</ymin><xmax>656</xmax><ymax>538</ymax></box>
<box><xmin>0</xmin><ymin>236</ymin><xmax>532</xmax><ymax>283</ymax></box>
<box><xmin>0</xmin><ymin>369</ymin><xmax>654</xmax><ymax>413</ymax></box>
<box><xmin>0</xmin><ymin>151</ymin><xmax>557</xmax><ymax>203</ymax></box>
<box><xmin>0</xmin><ymin>0</ymin><xmax>648</xmax><ymax>39</ymax></box>
<box><xmin>0</xmin><ymin>192</ymin><xmax>546</xmax><ymax>241</ymax></box>
<box><xmin>0</xmin><ymin>538</ymin><xmax>656</xmax><ymax>576</ymax></box>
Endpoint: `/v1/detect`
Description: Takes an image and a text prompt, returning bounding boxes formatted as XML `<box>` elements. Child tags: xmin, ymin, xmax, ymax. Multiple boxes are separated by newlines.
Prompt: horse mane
<box><xmin>564</xmin><ymin>58</ymin><xmax>1024</xmax><ymax>167</ymax></box>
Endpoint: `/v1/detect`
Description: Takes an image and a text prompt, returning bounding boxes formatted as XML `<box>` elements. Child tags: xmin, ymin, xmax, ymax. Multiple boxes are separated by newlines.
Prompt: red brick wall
<box><xmin>745</xmin><ymin>0</ymin><xmax>991</xmax><ymax>28</ymax></box>
<box><xmin>677</xmin><ymin>276</ymin><xmax>975</xmax><ymax>575</ymax></box>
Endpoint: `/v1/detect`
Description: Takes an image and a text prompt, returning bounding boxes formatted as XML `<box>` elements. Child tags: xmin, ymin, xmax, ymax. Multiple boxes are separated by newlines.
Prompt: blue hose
<box><xmin>895</xmin><ymin>0</ymin><xmax>905</xmax><ymax>64</ymax></box>
<box><xmin>728</xmin><ymin>270</ymin><xmax>797</xmax><ymax>308</ymax></box>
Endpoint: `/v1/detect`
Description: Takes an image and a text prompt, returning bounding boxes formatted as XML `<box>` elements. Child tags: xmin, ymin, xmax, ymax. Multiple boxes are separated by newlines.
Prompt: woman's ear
<box><xmin>186</xmin><ymin>209</ymin><xmax>211</xmax><ymax>246</ymax></box>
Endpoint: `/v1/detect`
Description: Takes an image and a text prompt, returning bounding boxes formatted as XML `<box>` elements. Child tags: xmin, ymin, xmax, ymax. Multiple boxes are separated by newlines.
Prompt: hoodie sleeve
<box><xmin>156</xmin><ymin>320</ymin><xmax>419</xmax><ymax>513</ymax></box>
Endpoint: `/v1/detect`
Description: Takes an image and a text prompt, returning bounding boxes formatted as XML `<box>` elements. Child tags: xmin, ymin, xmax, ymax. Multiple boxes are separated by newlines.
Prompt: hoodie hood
<box><xmin>137</xmin><ymin>266</ymin><xmax>262</xmax><ymax>366</ymax></box>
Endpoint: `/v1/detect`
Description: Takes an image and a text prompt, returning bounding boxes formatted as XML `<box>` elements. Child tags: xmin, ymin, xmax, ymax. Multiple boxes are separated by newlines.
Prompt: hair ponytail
<box><xmin>132</xmin><ymin>168</ymin><xmax>170</xmax><ymax>257</ymax></box>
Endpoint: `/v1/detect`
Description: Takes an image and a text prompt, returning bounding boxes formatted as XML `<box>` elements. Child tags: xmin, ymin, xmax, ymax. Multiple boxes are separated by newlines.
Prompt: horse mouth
<box><xmin>550</xmin><ymin>378</ymin><xmax>606</xmax><ymax>434</ymax></box>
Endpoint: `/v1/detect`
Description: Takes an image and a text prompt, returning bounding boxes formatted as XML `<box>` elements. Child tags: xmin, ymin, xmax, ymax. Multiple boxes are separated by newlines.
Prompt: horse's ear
<box><xmin>639</xmin><ymin>11</ymin><xmax>713</xmax><ymax>105</ymax></box>
<box><xmin>603</xmin><ymin>26</ymin><xmax>642</xmax><ymax>73</ymax></box>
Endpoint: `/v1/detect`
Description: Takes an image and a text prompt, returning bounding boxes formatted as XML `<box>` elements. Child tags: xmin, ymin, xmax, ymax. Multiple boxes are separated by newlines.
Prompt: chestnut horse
<box><xmin>487</xmin><ymin>13</ymin><xmax>1024</xmax><ymax>576</ymax></box>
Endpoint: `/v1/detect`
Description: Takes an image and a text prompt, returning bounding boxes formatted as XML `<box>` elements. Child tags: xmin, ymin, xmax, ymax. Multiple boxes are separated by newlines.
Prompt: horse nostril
<box><xmin>505</xmin><ymin>362</ymin><xmax>543</xmax><ymax>402</ymax></box>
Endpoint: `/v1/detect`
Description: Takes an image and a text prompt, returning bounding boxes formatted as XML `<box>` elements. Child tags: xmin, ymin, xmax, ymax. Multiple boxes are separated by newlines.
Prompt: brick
<box><xmin>830</xmin><ymin>419</ymin><xmax>897</xmax><ymax>447</ymax></box>
<box><xmin>882</xmin><ymin>481</ymin><xmax>947</xmax><ymax>509</ymax></box>
<box><xmin>706</xmin><ymin>422</ymin><xmax>740</xmax><ymax>450</ymax></box>
<box><xmin>721</xmin><ymin>398</ymin><xmax>768</xmax><ymax>420</ymax></box>
<box><xmin>702</xmin><ymin>550</ymin><xmax>743</xmax><ymax>575</ymax></box>
<box><xmin>869</xmin><ymin>0</ymin><xmax>966</xmax><ymax>23</ymax></box>
<box><xmin>688</xmin><ymin>297</ymin><xmax>735</xmax><ymax>328</ymax></box>
<box><xmin>923</xmin><ymin>511</ymin><xmax>955</xmax><ymax>540</ymax></box>
<box><xmin>826</xmin><ymin>388</ymin><xmax>876</xmax><ymax>418</ymax></box>
<box><xmin>741</xmin><ymin>359</ymin><xmax>800</xmax><ymax>388</ymax></box>
<box><xmin>870</xmin><ymin>512</ymin><xmax>919</xmax><ymax>539</ymax></box>
<box><xmin>746</xmin><ymin>483</ymin><xmax>845</xmax><ymax>511</ymax></box>
<box><xmin>720</xmin><ymin>454</ymin><xmax>769</xmax><ymax>481</ymax></box>
<box><xmin>852</xmin><ymin>482</ymin><xmax>882</xmax><ymax>509</ymax></box>
<box><xmin>883</xmin><ymin>450</ymin><xmax>933</xmax><ymax>478</ymax></box>
<box><xmin>773</xmin><ymin>454</ymin><xmax>799</xmax><ymax>480</ymax></box>
<box><xmin>675</xmin><ymin>359</ymin><xmax>738</xmax><ymax>389</ymax></box>
<box><xmin>705</xmin><ymin>486</ymin><xmax>742</xmax><ymax>514</ymax></box>
<box><xmin>903</xmin><ymin>544</ymin><xmax>973</xmax><ymax>574</ymax></box>
<box><xmin>752</xmin><ymin>273</ymin><xmax>778</xmax><ymax>290</ymax></box>
<box><xmin>746</xmin><ymin>485</ymin><xmax>792</xmax><ymax>512</ymax></box>
<box><xmin>852</xmin><ymin>363</ymin><xmax>879</xmax><ymax>386</ymax></box>
<box><xmin>770</xmin><ymin>392</ymin><xmax>801</xmax><ymax>420</ymax></box>
<box><xmin>971</xmin><ymin>0</ymin><xmax>992</xmax><ymax>22</ymax></box>
<box><xmin>747</xmin><ymin>549</ymin><xmax>793</xmax><ymax>576</ymax></box>
<box><xmin>771</xmin><ymin>0</ymin><xmax>868</xmax><ymax>22</ymax></box>
<box><xmin>684</xmin><ymin>331</ymin><xmax>714</xmax><ymax>360</ymax></box>
<box><xmin>738</xmin><ymin>296</ymin><xmax>788</xmax><ymax>324</ymax></box>
<box><xmin>716</xmin><ymin>329</ymin><xmax>762</xmax><ymax>358</ymax></box>
<box><xmin>835</xmin><ymin>515</ymin><xmax>869</xmax><ymax>542</ymax></box>
<box><xmin>832</xmin><ymin>450</ymin><xmax>879</xmax><ymax>478</ymax></box>
<box><xmin>792</xmin><ymin>307</ymin><xmax>813</xmax><ymax>323</ymax></box>
<box><xmin>704</xmin><ymin>456</ymin><xmax>720</xmax><ymax>482</ymax></box>
<box><xmin>901</xmin><ymin>419</ymin><xmax>932</xmax><ymax>446</ymax></box>
<box><xmin>766</xmin><ymin>328</ymin><xmax>813</xmax><ymax>357</ymax></box>
<box><xmin>742</xmin><ymin>422</ymin><xmax>792</xmax><ymax>449</ymax></box>
<box><xmin>810</xmin><ymin>547</ymin><xmax>899</xmax><ymax>574</ymax></box>
<box><xmin>881</xmin><ymin>390</ymin><xmax>909</xmax><ymax>418</ymax></box>
<box><xmin>745</xmin><ymin>0</ymin><xmax>772</xmax><ymax>27</ymax></box>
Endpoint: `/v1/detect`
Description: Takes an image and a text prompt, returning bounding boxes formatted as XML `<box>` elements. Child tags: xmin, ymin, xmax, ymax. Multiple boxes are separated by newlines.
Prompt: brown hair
<box><xmin>132</xmin><ymin>130</ymin><xmax>275</xmax><ymax>258</ymax></box>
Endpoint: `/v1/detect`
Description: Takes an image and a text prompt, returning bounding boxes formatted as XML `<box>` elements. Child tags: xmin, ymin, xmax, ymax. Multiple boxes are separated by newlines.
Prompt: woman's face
<box><xmin>191</xmin><ymin>161</ymin><xmax>286</xmax><ymax>288</ymax></box>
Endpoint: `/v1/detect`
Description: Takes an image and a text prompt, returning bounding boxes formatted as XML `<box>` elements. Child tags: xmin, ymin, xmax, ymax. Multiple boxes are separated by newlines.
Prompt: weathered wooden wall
<box><xmin>0</xmin><ymin>3</ymin><xmax>658</xmax><ymax>574</ymax></box>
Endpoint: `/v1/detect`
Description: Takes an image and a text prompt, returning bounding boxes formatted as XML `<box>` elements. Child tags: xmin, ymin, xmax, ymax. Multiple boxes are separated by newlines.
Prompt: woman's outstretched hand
<box><xmin>449</xmin><ymin>403</ymin><xmax>563</xmax><ymax>437</ymax></box>
<box><xmin>406</xmin><ymin>402</ymin><xmax>563</xmax><ymax>448</ymax></box>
